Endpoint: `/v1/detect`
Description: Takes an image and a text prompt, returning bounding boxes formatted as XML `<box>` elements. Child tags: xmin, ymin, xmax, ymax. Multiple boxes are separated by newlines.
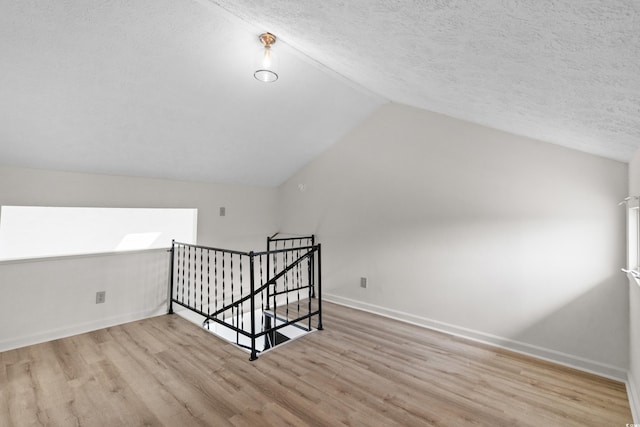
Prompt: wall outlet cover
<box><xmin>96</xmin><ymin>291</ymin><xmax>106</xmax><ymax>304</ymax></box>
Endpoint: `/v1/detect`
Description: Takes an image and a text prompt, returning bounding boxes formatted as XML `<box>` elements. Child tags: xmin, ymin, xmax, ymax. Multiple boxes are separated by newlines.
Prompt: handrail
<box><xmin>172</xmin><ymin>241</ymin><xmax>251</xmax><ymax>257</ymax></box>
<box><xmin>207</xmin><ymin>246</ymin><xmax>316</xmax><ymax>318</ymax></box>
<box><xmin>266</xmin><ymin>234</ymin><xmax>316</xmax><ymax>300</ymax></box>
<box><xmin>268</xmin><ymin>235</ymin><xmax>312</xmax><ymax>242</ymax></box>
<box><xmin>253</xmin><ymin>244</ymin><xmax>317</xmax><ymax>257</ymax></box>
<box><xmin>168</xmin><ymin>236</ymin><xmax>322</xmax><ymax>361</ymax></box>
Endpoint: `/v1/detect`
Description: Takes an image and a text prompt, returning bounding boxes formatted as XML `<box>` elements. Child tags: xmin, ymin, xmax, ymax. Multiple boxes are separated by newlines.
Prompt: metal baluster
<box><xmin>240</xmin><ymin>254</ymin><xmax>243</xmax><ymax>333</ymax></box>
<box><xmin>214</xmin><ymin>250</ymin><xmax>218</xmax><ymax>317</ymax></box>
<box><xmin>176</xmin><ymin>244</ymin><xmax>181</xmax><ymax>304</ymax></box>
<box><xmin>285</xmin><ymin>241</ymin><xmax>289</xmax><ymax>320</ymax></box>
<box><xmin>191</xmin><ymin>247</ymin><xmax>195</xmax><ymax>308</ymax></box>
<box><xmin>249</xmin><ymin>252</ymin><xmax>257</xmax><ymax>360</ymax></box>
<box><xmin>308</xmin><ymin>251</ymin><xmax>312</xmax><ymax>331</ymax></box>
<box><xmin>181</xmin><ymin>245</ymin><xmax>186</xmax><ymax>304</ymax></box>
<box><xmin>259</xmin><ymin>254</ymin><xmax>264</xmax><ymax>333</ymax></box>
<box><xmin>296</xmin><ymin>246</ymin><xmax>301</xmax><ymax>317</ymax></box>
<box><xmin>193</xmin><ymin>247</ymin><xmax>197</xmax><ymax>309</ymax></box>
<box><xmin>235</xmin><ymin>303</ymin><xmax>239</xmax><ymax>343</ymax></box>
<box><xmin>222</xmin><ymin>251</ymin><xmax>226</xmax><ymax>322</ymax></box>
<box><xmin>231</xmin><ymin>253</ymin><xmax>234</xmax><ymax>324</ymax></box>
<box><xmin>207</xmin><ymin>249</ymin><xmax>210</xmax><ymax>317</ymax></box>
<box><xmin>310</xmin><ymin>235</ymin><xmax>316</xmax><ymax>298</ymax></box>
<box><xmin>273</xmin><ymin>240</ymin><xmax>278</xmax><ymax>318</ymax></box>
<box><xmin>187</xmin><ymin>246</ymin><xmax>192</xmax><ymax>307</ymax></box>
<box><xmin>266</xmin><ymin>236</ymin><xmax>271</xmax><ymax>311</ymax></box>
<box><xmin>168</xmin><ymin>240</ymin><xmax>175</xmax><ymax>314</ymax></box>
<box><xmin>200</xmin><ymin>247</ymin><xmax>203</xmax><ymax>312</ymax></box>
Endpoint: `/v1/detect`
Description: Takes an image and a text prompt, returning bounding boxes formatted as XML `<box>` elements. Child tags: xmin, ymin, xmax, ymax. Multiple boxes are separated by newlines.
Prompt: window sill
<box><xmin>0</xmin><ymin>247</ymin><xmax>170</xmax><ymax>266</ymax></box>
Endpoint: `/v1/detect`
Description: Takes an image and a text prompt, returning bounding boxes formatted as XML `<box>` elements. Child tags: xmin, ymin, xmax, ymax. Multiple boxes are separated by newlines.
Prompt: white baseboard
<box><xmin>628</xmin><ymin>374</ymin><xmax>640</xmax><ymax>423</ymax></box>
<box><xmin>0</xmin><ymin>308</ymin><xmax>166</xmax><ymax>353</ymax></box>
<box><xmin>324</xmin><ymin>293</ymin><xmax>628</xmax><ymax>382</ymax></box>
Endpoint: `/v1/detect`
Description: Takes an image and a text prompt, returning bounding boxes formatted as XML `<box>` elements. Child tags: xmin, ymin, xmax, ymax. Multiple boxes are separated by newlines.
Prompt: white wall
<box><xmin>0</xmin><ymin>165</ymin><xmax>277</xmax><ymax>249</ymax></box>
<box><xmin>628</xmin><ymin>151</ymin><xmax>640</xmax><ymax>420</ymax></box>
<box><xmin>0</xmin><ymin>166</ymin><xmax>278</xmax><ymax>351</ymax></box>
<box><xmin>278</xmin><ymin>103</ymin><xmax>629</xmax><ymax>379</ymax></box>
<box><xmin>0</xmin><ymin>249</ymin><xmax>169</xmax><ymax>351</ymax></box>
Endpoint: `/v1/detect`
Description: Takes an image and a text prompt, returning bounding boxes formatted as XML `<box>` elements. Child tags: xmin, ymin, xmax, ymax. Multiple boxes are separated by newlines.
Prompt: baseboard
<box><xmin>324</xmin><ymin>293</ymin><xmax>628</xmax><ymax>382</ymax></box>
<box><xmin>628</xmin><ymin>373</ymin><xmax>640</xmax><ymax>423</ymax></box>
<box><xmin>0</xmin><ymin>308</ymin><xmax>166</xmax><ymax>353</ymax></box>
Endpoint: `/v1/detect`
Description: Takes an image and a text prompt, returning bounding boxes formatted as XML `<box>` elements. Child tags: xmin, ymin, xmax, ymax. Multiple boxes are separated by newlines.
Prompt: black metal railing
<box><xmin>267</xmin><ymin>233</ymin><xmax>316</xmax><ymax>299</ymax></box>
<box><xmin>168</xmin><ymin>235</ymin><xmax>322</xmax><ymax>360</ymax></box>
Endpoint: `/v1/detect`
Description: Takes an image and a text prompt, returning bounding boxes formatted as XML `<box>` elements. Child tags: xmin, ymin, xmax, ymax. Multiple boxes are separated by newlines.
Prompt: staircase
<box><xmin>168</xmin><ymin>234</ymin><xmax>322</xmax><ymax>360</ymax></box>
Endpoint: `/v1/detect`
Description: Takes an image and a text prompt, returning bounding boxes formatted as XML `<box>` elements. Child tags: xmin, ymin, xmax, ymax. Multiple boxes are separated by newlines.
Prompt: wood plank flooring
<box><xmin>0</xmin><ymin>301</ymin><xmax>633</xmax><ymax>426</ymax></box>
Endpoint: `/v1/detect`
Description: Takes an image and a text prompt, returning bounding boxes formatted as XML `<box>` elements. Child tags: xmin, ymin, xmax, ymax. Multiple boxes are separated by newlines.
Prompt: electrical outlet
<box><xmin>96</xmin><ymin>291</ymin><xmax>106</xmax><ymax>304</ymax></box>
<box><xmin>219</xmin><ymin>207</ymin><xmax>226</xmax><ymax>217</ymax></box>
<box><xmin>360</xmin><ymin>277</ymin><xmax>368</xmax><ymax>289</ymax></box>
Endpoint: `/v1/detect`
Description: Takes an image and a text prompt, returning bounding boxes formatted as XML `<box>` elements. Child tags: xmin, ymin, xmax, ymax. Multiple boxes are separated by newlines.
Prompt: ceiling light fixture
<box><xmin>254</xmin><ymin>32</ymin><xmax>278</xmax><ymax>83</ymax></box>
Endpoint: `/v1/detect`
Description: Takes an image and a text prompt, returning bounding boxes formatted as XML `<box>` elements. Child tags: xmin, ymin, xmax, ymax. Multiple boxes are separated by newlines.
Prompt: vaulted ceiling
<box><xmin>0</xmin><ymin>0</ymin><xmax>384</xmax><ymax>186</ymax></box>
<box><xmin>1</xmin><ymin>0</ymin><xmax>639</xmax><ymax>186</ymax></box>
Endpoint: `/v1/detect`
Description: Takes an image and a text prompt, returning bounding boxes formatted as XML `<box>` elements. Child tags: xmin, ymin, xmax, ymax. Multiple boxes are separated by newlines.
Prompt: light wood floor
<box><xmin>0</xmin><ymin>301</ymin><xmax>633</xmax><ymax>426</ymax></box>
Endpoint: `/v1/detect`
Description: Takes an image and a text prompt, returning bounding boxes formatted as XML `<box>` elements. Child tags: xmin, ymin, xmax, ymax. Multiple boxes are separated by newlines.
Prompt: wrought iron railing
<box><xmin>168</xmin><ymin>235</ymin><xmax>322</xmax><ymax>360</ymax></box>
<box><xmin>267</xmin><ymin>233</ymin><xmax>315</xmax><ymax>298</ymax></box>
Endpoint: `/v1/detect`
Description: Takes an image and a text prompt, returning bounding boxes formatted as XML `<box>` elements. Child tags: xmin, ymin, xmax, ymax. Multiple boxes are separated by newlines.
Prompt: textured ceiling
<box><xmin>2</xmin><ymin>1</ymin><xmax>639</xmax><ymax>189</ymax></box>
<box><xmin>0</xmin><ymin>0</ymin><xmax>384</xmax><ymax>186</ymax></box>
<box><xmin>213</xmin><ymin>0</ymin><xmax>640</xmax><ymax>163</ymax></box>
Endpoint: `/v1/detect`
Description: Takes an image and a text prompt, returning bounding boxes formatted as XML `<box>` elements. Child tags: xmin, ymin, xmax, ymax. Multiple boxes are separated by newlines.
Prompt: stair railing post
<box><xmin>249</xmin><ymin>252</ymin><xmax>258</xmax><ymax>361</ymax></box>
<box><xmin>266</xmin><ymin>236</ymin><xmax>271</xmax><ymax>310</ymax></box>
<box><xmin>310</xmin><ymin>235</ymin><xmax>316</xmax><ymax>298</ymax></box>
<box><xmin>317</xmin><ymin>244</ymin><xmax>323</xmax><ymax>330</ymax></box>
<box><xmin>168</xmin><ymin>239</ymin><xmax>175</xmax><ymax>314</ymax></box>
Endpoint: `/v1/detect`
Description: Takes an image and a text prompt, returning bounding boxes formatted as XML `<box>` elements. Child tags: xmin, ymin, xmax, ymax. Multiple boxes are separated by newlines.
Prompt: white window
<box><xmin>0</xmin><ymin>206</ymin><xmax>197</xmax><ymax>261</ymax></box>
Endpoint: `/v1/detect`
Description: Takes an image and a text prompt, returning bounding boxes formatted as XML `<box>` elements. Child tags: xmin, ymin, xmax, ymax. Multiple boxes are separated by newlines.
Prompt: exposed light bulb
<box><xmin>254</xmin><ymin>33</ymin><xmax>278</xmax><ymax>83</ymax></box>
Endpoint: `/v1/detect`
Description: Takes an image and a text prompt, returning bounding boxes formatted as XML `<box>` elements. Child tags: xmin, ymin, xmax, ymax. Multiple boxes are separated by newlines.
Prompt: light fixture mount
<box><xmin>259</xmin><ymin>32</ymin><xmax>276</xmax><ymax>47</ymax></box>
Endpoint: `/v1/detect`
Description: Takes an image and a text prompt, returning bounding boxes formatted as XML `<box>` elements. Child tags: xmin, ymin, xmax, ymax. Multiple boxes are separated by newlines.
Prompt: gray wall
<box><xmin>278</xmin><ymin>103</ymin><xmax>629</xmax><ymax>379</ymax></box>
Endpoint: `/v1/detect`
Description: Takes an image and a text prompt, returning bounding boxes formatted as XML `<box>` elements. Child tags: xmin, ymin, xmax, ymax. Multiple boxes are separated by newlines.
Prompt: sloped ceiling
<box><xmin>213</xmin><ymin>0</ymin><xmax>640</xmax><ymax>163</ymax></box>
<box><xmin>1</xmin><ymin>1</ymin><xmax>639</xmax><ymax>188</ymax></box>
<box><xmin>0</xmin><ymin>0</ymin><xmax>384</xmax><ymax>186</ymax></box>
